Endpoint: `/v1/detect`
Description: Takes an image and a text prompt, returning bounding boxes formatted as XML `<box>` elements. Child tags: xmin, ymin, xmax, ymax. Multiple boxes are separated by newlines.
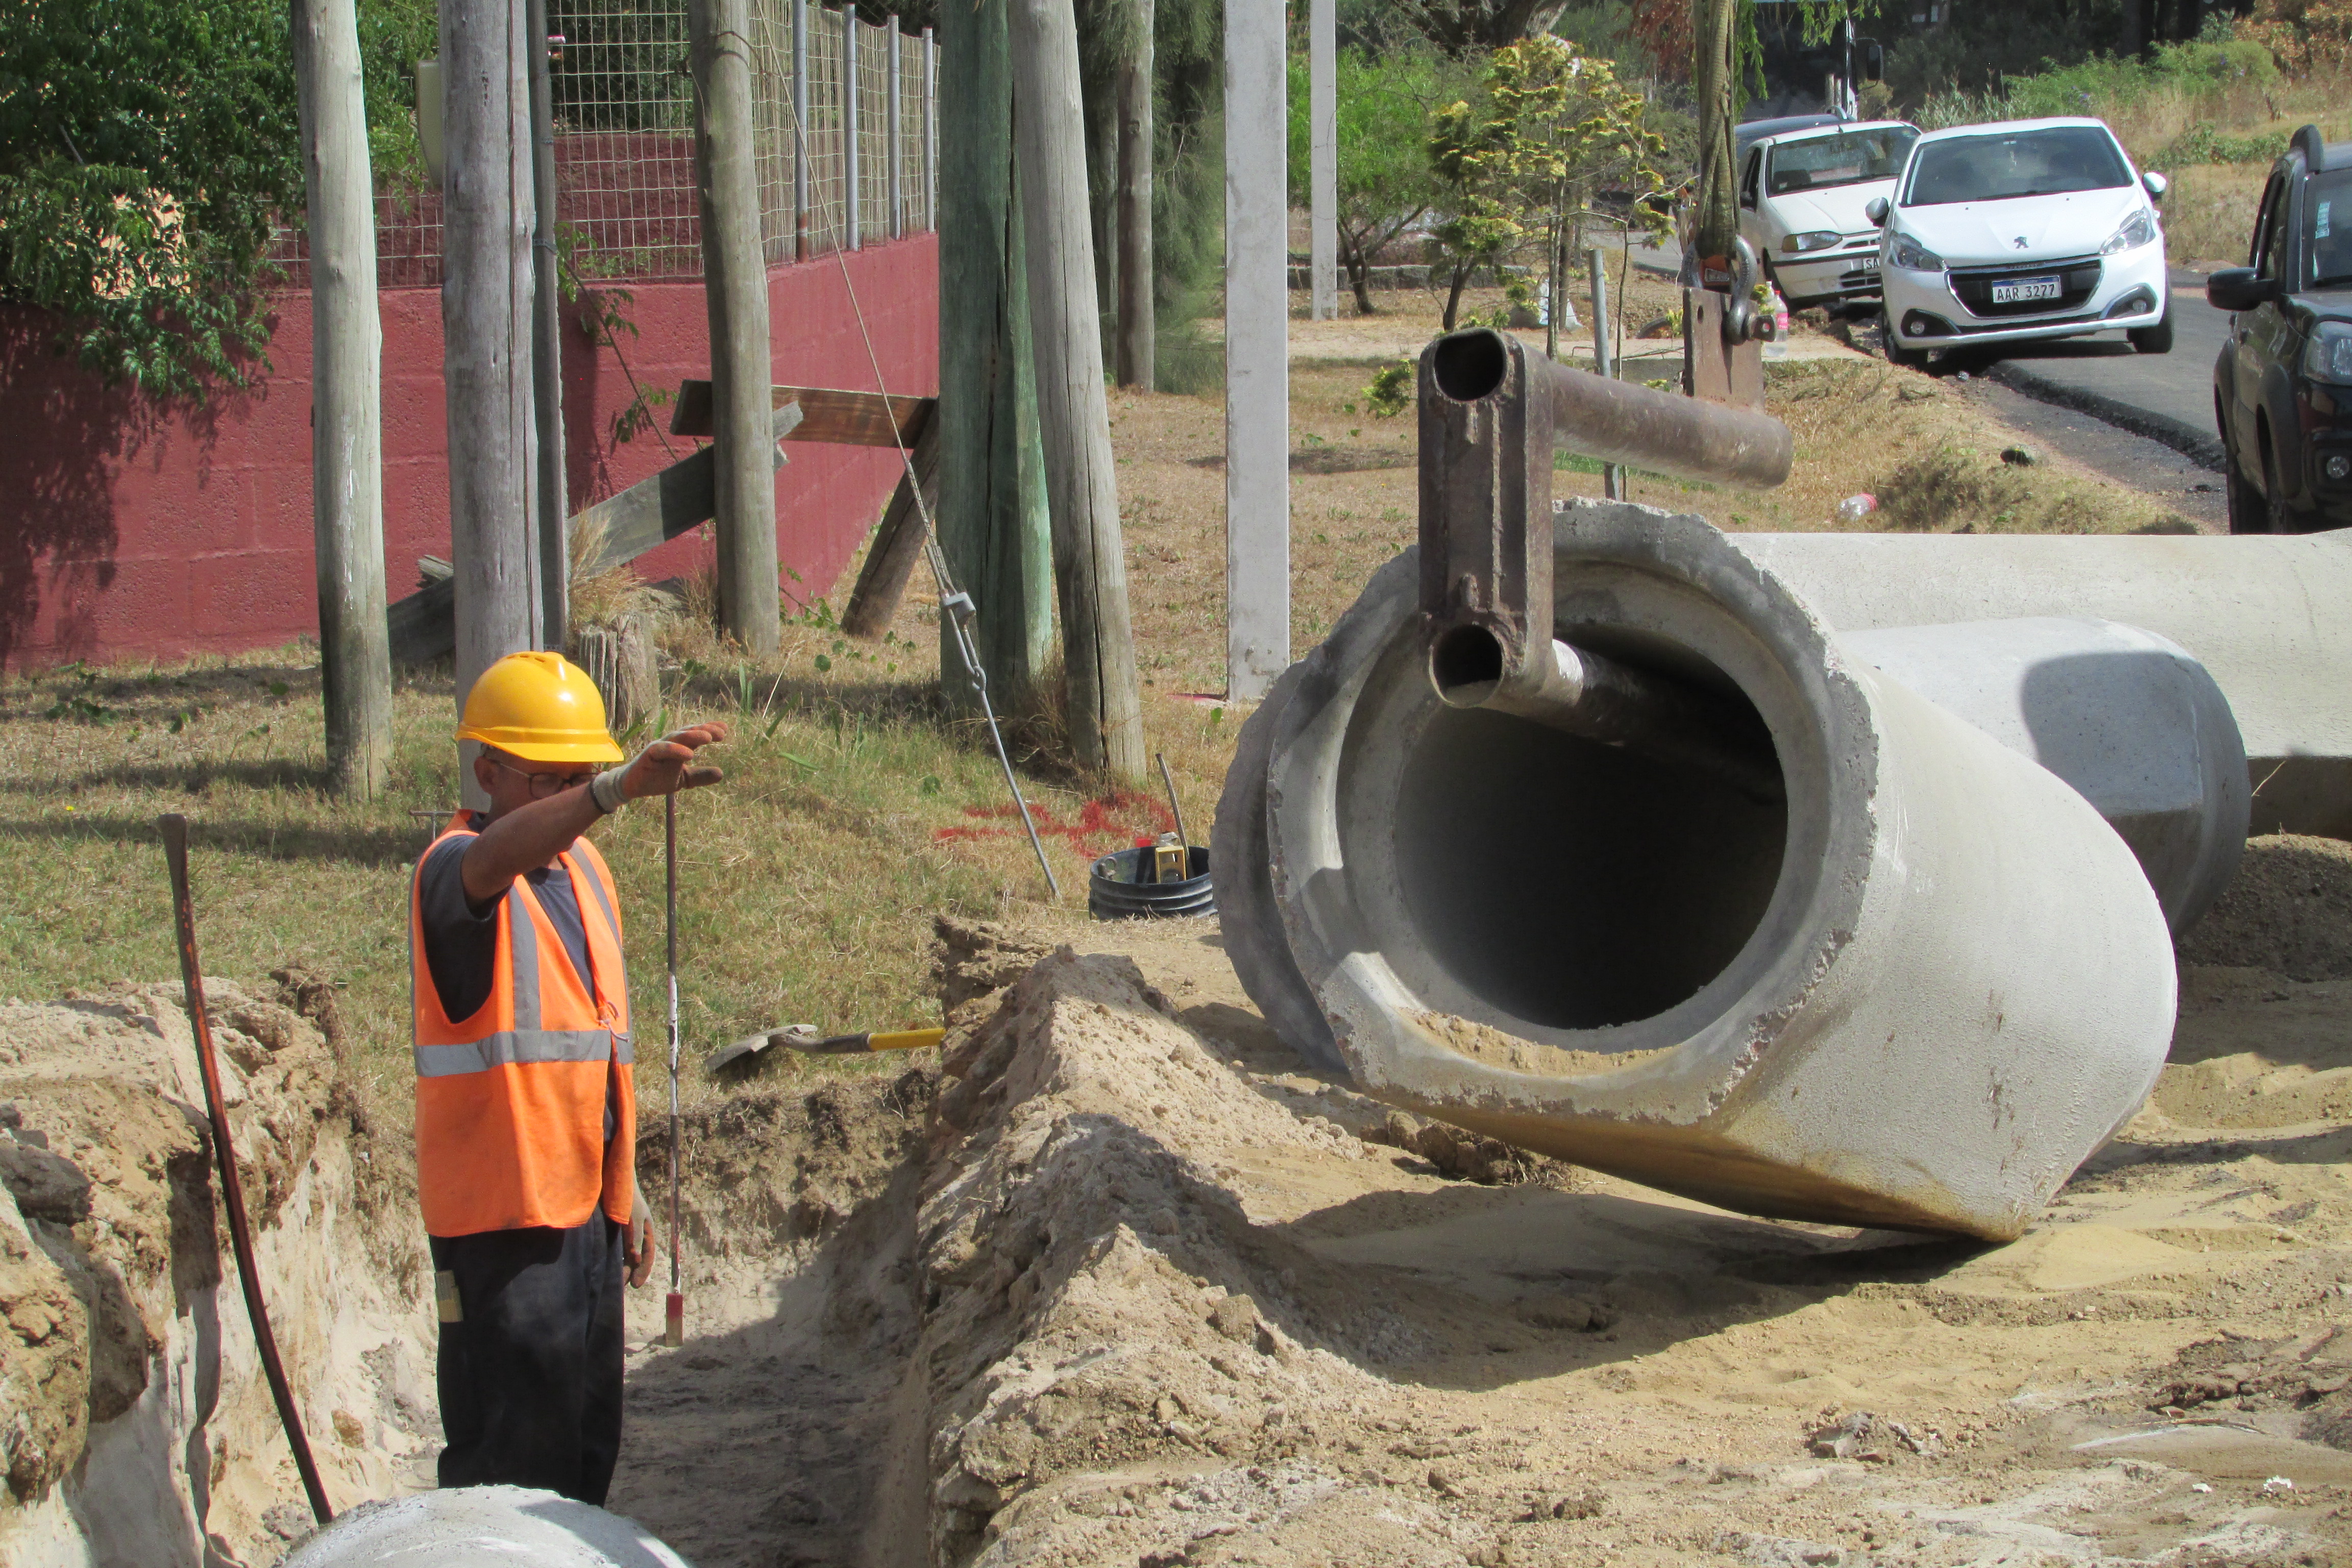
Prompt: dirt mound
<box><xmin>2178</xmin><ymin>834</ymin><xmax>2352</xmax><ymax>980</ymax></box>
<box><xmin>0</xmin><ymin>977</ymin><xmax>430</xmax><ymax>1565</ymax></box>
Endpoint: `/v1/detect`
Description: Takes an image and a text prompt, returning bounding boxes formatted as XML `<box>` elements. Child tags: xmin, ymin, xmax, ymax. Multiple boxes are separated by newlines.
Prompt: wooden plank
<box><xmin>670</xmin><ymin>380</ymin><xmax>933</xmax><ymax>448</ymax></box>
<box><xmin>840</xmin><ymin>411</ymin><xmax>943</xmax><ymax>638</ymax></box>
<box><xmin>390</xmin><ymin>404</ymin><xmax>799</xmax><ymax>666</ymax></box>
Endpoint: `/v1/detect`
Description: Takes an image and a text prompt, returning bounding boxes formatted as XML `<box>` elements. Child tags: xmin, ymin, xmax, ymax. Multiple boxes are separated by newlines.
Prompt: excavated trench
<box><xmin>18</xmin><ymin>862</ymin><xmax>2352</xmax><ymax>1567</ymax></box>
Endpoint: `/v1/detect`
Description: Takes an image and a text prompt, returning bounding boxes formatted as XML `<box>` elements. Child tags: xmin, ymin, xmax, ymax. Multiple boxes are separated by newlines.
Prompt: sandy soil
<box><xmin>585</xmin><ymin>833</ymin><xmax>2352</xmax><ymax>1568</ymax></box>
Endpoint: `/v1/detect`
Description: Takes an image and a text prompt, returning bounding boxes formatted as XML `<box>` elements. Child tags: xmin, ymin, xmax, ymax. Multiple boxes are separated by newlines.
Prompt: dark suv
<box><xmin>2210</xmin><ymin>125</ymin><xmax>2352</xmax><ymax>532</ymax></box>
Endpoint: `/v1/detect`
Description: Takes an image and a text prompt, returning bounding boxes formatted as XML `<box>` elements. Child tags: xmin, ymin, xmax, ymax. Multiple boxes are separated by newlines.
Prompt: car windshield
<box><xmin>2309</xmin><ymin>169</ymin><xmax>2352</xmax><ymax>288</ymax></box>
<box><xmin>1902</xmin><ymin>126</ymin><xmax>2132</xmax><ymax>206</ymax></box>
<box><xmin>1767</xmin><ymin>128</ymin><xmax>1918</xmax><ymax>196</ymax></box>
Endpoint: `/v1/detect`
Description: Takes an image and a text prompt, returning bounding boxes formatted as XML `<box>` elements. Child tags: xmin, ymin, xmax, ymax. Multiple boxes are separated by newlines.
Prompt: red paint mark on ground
<box><xmin>936</xmin><ymin>789</ymin><xmax>1175</xmax><ymax>865</ymax></box>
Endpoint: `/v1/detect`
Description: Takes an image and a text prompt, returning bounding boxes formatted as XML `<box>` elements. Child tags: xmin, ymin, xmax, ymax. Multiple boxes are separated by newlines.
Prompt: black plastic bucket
<box><xmin>1088</xmin><ymin>845</ymin><xmax>1215</xmax><ymax>919</ymax></box>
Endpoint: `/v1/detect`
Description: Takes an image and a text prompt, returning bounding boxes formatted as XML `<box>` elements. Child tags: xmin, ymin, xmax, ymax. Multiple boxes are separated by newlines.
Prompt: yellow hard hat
<box><xmin>456</xmin><ymin>651</ymin><xmax>625</xmax><ymax>764</ymax></box>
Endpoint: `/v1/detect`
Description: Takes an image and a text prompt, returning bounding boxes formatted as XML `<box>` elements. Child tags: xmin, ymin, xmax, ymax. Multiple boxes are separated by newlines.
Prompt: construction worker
<box><xmin>409</xmin><ymin>650</ymin><xmax>726</xmax><ymax>1504</ymax></box>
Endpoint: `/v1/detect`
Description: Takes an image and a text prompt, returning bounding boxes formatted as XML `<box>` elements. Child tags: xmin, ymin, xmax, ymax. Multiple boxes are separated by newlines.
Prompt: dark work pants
<box><xmin>430</xmin><ymin>1216</ymin><xmax>625</xmax><ymax>1505</ymax></box>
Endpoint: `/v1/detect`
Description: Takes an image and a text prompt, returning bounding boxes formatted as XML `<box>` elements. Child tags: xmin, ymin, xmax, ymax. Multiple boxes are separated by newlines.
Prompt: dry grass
<box><xmin>0</xmin><ymin>634</ymin><xmax>1237</xmax><ymax>1133</ymax></box>
<box><xmin>2164</xmin><ymin>161</ymin><xmax>2270</xmax><ymax>270</ymax></box>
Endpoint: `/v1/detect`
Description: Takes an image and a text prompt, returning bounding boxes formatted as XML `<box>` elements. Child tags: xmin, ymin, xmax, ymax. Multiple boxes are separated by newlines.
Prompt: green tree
<box><xmin>1288</xmin><ymin>48</ymin><xmax>1464</xmax><ymax>315</ymax></box>
<box><xmin>1426</xmin><ymin>34</ymin><xmax>1670</xmax><ymax>332</ymax></box>
<box><xmin>1</xmin><ymin>0</ymin><xmax>306</xmax><ymax>395</ymax></box>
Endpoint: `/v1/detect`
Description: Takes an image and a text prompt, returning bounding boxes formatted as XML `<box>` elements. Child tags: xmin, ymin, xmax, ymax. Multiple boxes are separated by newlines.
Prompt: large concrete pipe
<box><xmin>1743</xmin><ymin>530</ymin><xmax>2352</xmax><ymax>839</ymax></box>
<box><xmin>281</xmin><ymin>1485</ymin><xmax>692</xmax><ymax>1566</ymax></box>
<box><xmin>1220</xmin><ymin>501</ymin><xmax>2177</xmax><ymax>1240</ymax></box>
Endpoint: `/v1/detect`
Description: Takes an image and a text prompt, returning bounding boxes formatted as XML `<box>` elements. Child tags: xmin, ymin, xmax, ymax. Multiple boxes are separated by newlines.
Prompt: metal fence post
<box><xmin>921</xmin><ymin>26</ymin><xmax>935</xmax><ymax>231</ymax></box>
<box><xmin>843</xmin><ymin>6</ymin><xmax>861</xmax><ymax>252</ymax></box>
<box><xmin>887</xmin><ymin>17</ymin><xmax>903</xmax><ymax>239</ymax></box>
<box><xmin>793</xmin><ymin>0</ymin><xmax>810</xmax><ymax>260</ymax></box>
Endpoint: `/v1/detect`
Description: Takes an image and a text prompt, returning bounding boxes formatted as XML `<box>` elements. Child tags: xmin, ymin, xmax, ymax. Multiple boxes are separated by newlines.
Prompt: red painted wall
<box><xmin>0</xmin><ymin>234</ymin><xmax>938</xmax><ymax>670</ymax></box>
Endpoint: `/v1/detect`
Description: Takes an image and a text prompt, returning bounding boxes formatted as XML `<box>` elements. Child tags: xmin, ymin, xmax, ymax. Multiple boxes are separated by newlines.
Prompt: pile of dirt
<box><xmin>2177</xmin><ymin>835</ymin><xmax>2352</xmax><ymax>981</ymax></box>
<box><xmin>0</xmin><ymin>975</ymin><xmax>431</xmax><ymax>1565</ymax></box>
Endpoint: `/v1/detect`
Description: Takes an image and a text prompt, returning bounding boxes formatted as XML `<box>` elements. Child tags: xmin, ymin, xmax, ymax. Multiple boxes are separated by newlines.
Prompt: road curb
<box><xmin>1986</xmin><ymin>359</ymin><xmax>2226</xmax><ymax>473</ymax></box>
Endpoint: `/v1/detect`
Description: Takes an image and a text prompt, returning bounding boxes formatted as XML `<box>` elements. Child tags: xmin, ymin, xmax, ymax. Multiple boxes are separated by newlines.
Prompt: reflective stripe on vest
<box><xmin>410</xmin><ymin>880</ymin><xmax>634</xmax><ymax>1077</ymax></box>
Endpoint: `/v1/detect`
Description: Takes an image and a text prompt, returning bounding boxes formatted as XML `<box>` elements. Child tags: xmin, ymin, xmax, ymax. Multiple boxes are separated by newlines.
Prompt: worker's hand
<box><xmin>625</xmin><ymin>1191</ymin><xmax>657</xmax><ymax>1288</ymax></box>
<box><xmin>621</xmin><ymin>722</ymin><xmax>729</xmax><ymax>801</ymax></box>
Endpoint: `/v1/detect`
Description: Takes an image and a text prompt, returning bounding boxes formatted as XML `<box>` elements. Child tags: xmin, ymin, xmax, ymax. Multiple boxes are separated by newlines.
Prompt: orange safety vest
<box><xmin>409</xmin><ymin>811</ymin><xmax>635</xmax><ymax>1237</ymax></box>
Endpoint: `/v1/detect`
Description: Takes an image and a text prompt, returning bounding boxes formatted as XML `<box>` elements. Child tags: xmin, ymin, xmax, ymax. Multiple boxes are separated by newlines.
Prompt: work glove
<box><xmin>625</xmin><ymin>1190</ymin><xmax>657</xmax><ymax>1288</ymax></box>
<box><xmin>590</xmin><ymin>722</ymin><xmax>730</xmax><ymax>815</ymax></box>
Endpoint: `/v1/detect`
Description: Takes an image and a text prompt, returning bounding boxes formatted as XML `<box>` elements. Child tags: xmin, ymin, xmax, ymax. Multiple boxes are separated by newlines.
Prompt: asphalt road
<box><xmin>1631</xmin><ymin>243</ymin><xmax>2230</xmax><ymax>469</ymax></box>
<box><xmin>1950</xmin><ymin>268</ymin><xmax>2229</xmax><ymax>470</ymax></box>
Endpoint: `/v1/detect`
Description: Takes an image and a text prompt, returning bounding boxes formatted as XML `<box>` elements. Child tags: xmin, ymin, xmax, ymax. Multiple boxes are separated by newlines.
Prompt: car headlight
<box><xmin>1887</xmin><ymin>232</ymin><xmax>1943</xmax><ymax>273</ymax></box>
<box><xmin>2100</xmin><ymin>207</ymin><xmax>2157</xmax><ymax>256</ymax></box>
<box><xmin>2304</xmin><ymin>322</ymin><xmax>2352</xmax><ymax>385</ymax></box>
<box><xmin>1781</xmin><ymin>231</ymin><xmax>1844</xmax><ymax>255</ymax></box>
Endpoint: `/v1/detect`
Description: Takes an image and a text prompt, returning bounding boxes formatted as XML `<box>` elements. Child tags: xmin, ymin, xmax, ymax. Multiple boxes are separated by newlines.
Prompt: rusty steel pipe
<box><xmin>1429</xmin><ymin>328</ymin><xmax>1794</xmax><ymax>489</ymax></box>
<box><xmin>1417</xmin><ymin>329</ymin><xmax>1795</xmax><ymax>777</ymax></box>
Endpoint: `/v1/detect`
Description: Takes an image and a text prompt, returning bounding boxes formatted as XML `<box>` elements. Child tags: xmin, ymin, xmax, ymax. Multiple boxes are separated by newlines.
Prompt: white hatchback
<box><xmin>1872</xmin><ymin>117</ymin><xmax>2172</xmax><ymax>365</ymax></box>
<box><xmin>1737</xmin><ymin>119</ymin><xmax>1921</xmax><ymax>310</ymax></box>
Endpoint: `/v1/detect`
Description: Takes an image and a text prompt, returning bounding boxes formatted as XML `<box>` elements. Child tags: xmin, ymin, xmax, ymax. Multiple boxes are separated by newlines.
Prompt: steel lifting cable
<box><xmin>775</xmin><ymin>66</ymin><xmax>1061</xmax><ymax>901</ymax></box>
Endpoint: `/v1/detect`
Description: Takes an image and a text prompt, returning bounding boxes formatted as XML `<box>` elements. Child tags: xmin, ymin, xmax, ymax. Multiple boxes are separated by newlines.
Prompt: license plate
<box><xmin>1852</xmin><ymin>257</ymin><xmax>1880</xmax><ymax>273</ymax></box>
<box><xmin>1992</xmin><ymin>276</ymin><xmax>2062</xmax><ymax>304</ymax></box>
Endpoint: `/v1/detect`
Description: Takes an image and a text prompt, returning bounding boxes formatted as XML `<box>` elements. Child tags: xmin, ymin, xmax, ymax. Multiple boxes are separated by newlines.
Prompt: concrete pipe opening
<box><xmin>1391</xmin><ymin>673</ymin><xmax>1787</xmax><ymax>1031</ymax></box>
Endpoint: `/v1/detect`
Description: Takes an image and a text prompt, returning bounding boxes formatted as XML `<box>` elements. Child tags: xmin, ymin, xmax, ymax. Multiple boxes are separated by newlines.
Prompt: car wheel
<box><xmin>1886</xmin><ymin>338</ymin><xmax>1928</xmax><ymax>370</ymax></box>
<box><xmin>2224</xmin><ymin>431</ymin><xmax>2267</xmax><ymax>534</ymax></box>
<box><xmin>2129</xmin><ymin>314</ymin><xmax>2174</xmax><ymax>354</ymax></box>
<box><xmin>2262</xmin><ymin>439</ymin><xmax>2306</xmax><ymax>534</ymax></box>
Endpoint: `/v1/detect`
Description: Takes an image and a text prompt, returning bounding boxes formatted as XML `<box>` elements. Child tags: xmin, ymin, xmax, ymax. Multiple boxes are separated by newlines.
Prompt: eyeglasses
<box><xmin>489</xmin><ymin>758</ymin><xmax>600</xmax><ymax>798</ymax></box>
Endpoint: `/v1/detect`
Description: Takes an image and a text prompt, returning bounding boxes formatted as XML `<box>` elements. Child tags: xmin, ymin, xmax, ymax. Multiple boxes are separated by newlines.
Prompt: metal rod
<box><xmin>158</xmin><ymin>815</ymin><xmax>333</xmax><ymax>1527</ymax></box>
<box><xmin>1155</xmin><ymin>752</ymin><xmax>1190</xmax><ymax>851</ymax></box>
<box><xmin>1430</xmin><ymin>327</ymin><xmax>1793</xmax><ymax>488</ymax></box>
<box><xmin>664</xmin><ymin>791</ymin><xmax>683</xmax><ymax>1348</ymax></box>
<box><xmin>920</xmin><ymin>27</ymin><xmax>935</xmax><ymax>231</ymax></box>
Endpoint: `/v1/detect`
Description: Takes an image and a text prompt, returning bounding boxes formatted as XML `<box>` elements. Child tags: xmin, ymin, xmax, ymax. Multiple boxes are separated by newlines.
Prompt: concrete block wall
<box><xmin>0</xmin><ymin>233</ymin><xmax>939</xmax><ymax>670</ymax></box>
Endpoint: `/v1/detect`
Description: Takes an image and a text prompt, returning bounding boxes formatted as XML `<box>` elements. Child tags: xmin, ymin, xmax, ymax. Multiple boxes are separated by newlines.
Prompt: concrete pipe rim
<box><xmin>1264</xmin><ymin>501</ymin><xmax>1879</xmax><ymax>1111</ymax></box>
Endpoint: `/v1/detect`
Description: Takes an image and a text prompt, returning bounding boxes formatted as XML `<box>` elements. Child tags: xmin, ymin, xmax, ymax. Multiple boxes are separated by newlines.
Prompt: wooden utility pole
<box><xmin>1113</xmin><ymin>0</ymin><xmax>1155</xmax><ymax>388</ymax></box>
<box><xmin>937</xmin><ymin>0</ymin><xmax>1052</xmax><ymax>708</ymax></box>
<box><xmin>292</xmin><ymin>0</ymin><xmax>391</xmax><ymax>798</ymax></box>
<box><xmin>440</xmin><ymin>0</ymin><xmax>542</xmax><ymax>807</ymax></box>
<box><xmin>1692</xmin><ymin>0</ymin><xmax>1740</xmax><ymax>284</ymax></box>
<box><xmin>690</xmin><ymin>0</ymin><xmax>780</xmax><ymax>654</ymax></box>
<box><xmin>1010</xmin><ymin>0</ymin><xmax>1145</xmax><ymax>778</ymax></box>
<box><xmin>526</xmin><ymin>0</ymin><xmax>568</xmax><ymax>646</ymax></box>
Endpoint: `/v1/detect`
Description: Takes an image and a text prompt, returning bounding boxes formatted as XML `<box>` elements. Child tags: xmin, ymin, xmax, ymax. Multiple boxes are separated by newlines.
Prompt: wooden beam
<box><xmin>390</xmin><ymin>405</ymin><xmax>800</xmax><ymax>667</ymax></box>
<box><xmin>840</xmin><ymin>411</ymin><xmax>943</xmax><ymax>638</ymax></box>
<box><xmin>670</xmin><ymin>381</ymin><xmax>933</xmax><ymax>448</ymax></box>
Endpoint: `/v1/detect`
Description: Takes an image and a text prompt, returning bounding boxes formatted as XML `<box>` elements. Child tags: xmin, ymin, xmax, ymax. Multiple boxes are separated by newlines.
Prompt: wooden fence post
<box><xmin>844</xmin><ymin>8</ymin><xmax>862</xmax><ymax>252</ymax></box>
<box><xmin>526</xmin><ymin>0</ymin><xmax>568</xmax><ymax>647</ymax></box>
<box><xmin>887</xmin><ymin>18</ymin><xmax>904</xmax><ymax>239</ymax></box>
<box><xmin>1011</xmin><ymin>0</ymin><xmax>1145</xmax><ymax>778</ymax></box>
<box><xmin>937</xmin><ymin>0</ymin><xmax>1051</xmax><ymax>714</ymax></box>
<box><xmin>793</xmin><ymin>0</ymin><xmax>811</xmax><ymax>260</ymax></box>
<box><xmin>1114</xmin><ymin>0</ymin><xmax>1154</xmax><ymax>388</ymax></box>
<box><xmin>292</xmin><ymin>0</ymin><xmax>392</xmax><ymax>798</ymax></box>
<box><xmin>440</xmin><ymin>0</ymin><xmax>543</xmax><ymax>805</ymax></box>
<box><xmin>691</xmin><ymin>0</ymin><xmax>782</xmax><ymax>653</ymax></box>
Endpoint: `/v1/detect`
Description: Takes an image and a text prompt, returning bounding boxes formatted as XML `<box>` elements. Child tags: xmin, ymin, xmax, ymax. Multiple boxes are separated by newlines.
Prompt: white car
<box><xmin>1872</xmin><ymin>117</ymin><xmax>2172</xmax><ymax>365</ymax></box>
<box><xmin>1737</xmin><ymin>119</ymin><xmax>1921</xmax><ymax>310</ymax></box>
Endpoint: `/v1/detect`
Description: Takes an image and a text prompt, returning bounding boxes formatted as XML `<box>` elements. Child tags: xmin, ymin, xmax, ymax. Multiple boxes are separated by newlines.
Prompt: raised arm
<box><xmin>460</xmin><ymin>723</ymin><xmax>730</xmax><ymax>905</ymax></box>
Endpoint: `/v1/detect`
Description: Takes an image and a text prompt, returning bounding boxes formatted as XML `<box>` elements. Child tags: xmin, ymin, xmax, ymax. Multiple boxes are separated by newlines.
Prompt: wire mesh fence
<box><xmin>268</xmin><ymin>2</ymin><xmax>937</xmax><ymax>290</ymax></box>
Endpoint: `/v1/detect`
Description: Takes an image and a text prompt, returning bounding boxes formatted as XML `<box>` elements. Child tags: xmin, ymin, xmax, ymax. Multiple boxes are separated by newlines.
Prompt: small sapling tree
<box><xmin>1287</xmin><ymin>48</ymin><xmax>1463</xmax><ymax>315</ymax></box>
